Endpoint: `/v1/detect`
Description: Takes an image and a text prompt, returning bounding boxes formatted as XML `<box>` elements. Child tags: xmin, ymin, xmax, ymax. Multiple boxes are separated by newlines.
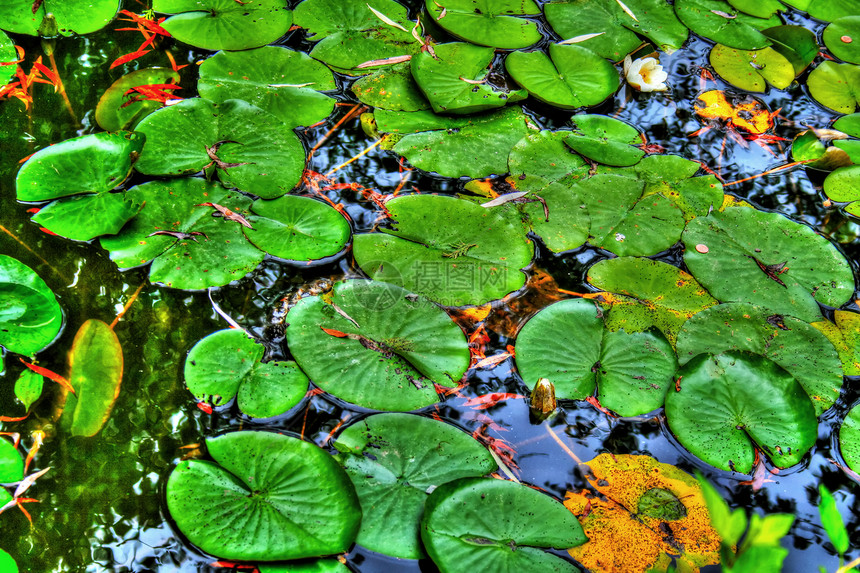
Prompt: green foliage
<box><xmin>425</xmin><ymin>0</ymin><xmax>542</xmax><ymax>49</ymax></box>
<box><xmin>0</xmin><ymin>255</ymin><xmax>63</xmax><ymax>357</ymax></box>
<box><xmin>95</xmin><ymin>68</ymin><xmax>180</xmax><ymax>131</ymax></box>
<box><xmin>674</xmin><ymin>0</ymin><xmax>780</xmax><ymax>50</ymax></box>
<box><xmin>0</xmin><ymin>0</ymin><xmax>118</xmax><ymax>35</ymax></box>
<box><xmin>0</xmin><ymin>438</ymin><xmax>24</xmax><ymax>483</ymax></box>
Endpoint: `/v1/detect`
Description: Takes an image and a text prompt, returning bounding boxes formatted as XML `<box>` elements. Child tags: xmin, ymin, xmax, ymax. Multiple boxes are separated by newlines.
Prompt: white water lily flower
<box><xmin>623</xmin><ymin>55</ymin><xmax>669</xmax><ymax>92</ymax></box>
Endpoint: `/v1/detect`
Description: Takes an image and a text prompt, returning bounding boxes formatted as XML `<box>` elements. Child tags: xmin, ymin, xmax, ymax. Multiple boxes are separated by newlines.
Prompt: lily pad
<box><xmin>14</xmin><ymin>369</ymin><xmax>43</xmax><ymax>411</ymax></box>
<box><xmin>665</xmin><ymin>351</ymin><xmax>817</xmax><ymax>473</ymax></box>
<box><xmin>184</xmin><ymin>329</ymin><xmax>308</xmax><ymax>418</ymax></box>
<box><xmin>0</xmin><ymin>255</ymin><xmax>63</xmax><ymax>357</ymax></box>
<box><xmin>351</xmin><ymin>62</ymin><xmax>431</xmax><ymax>111</ymax></box>
<box><xmin>505</xmin><ymin>182</ymin><xmax>590</xmax><ymax>253</ymax></box>
<box><xmin>586</xmin><ymin>257</ymin><xmax>719</xmax><ymax>345</ymax></box>
<box><xmin>506</xmin><ymin>130</ymin><xmax>589</xmax><ymax>190</ymax></box>
<box><xmin>259</xmin><ymin>561</ymin><xmax>349</xmax><ymax>573</ymax></box>
<box><xmin>0</xmin><ymin>437</ymin><xmax>23</xmax><ymax>483</ymax></box>
<box><xmin>165</xmin><ymin>431</ymin><xmax>361</xmax><ymax>561</ymax></box>
<box><xmin>839</xmin><ymin>403</ymin><xmax>860</xmax><ymax>472</ymax></box>
<box><xmin>425</xmin><ymin>0</ymin><xmax>542</xmax><ymax>50</ymax></box>
<box><xmin>333</xmin><ymin>413</ymin><xmax>495</xmax><ymax>559</ymax></box>
<box><xmin>812</xmin><ymin>310</ymin><xmax>860</xmax><ymax>376</ymax></box>
<box><xmin>411</xmin><ymin>42</ymin><xmax>526</xmax><ymax>114</ymax></box>
<box><xmin>100</xmin><ymin>178</ymin><xmax>266</xmax><ymax>290</ymax></box>
<box><xmin>782</xmin><ymin>0</ymin><xmax>860</xmax><ymax>23</ymax></box>
<box><xmin>807</xmin><ymin>61</ymin><xmax>860</xmax><ymax>114</ymax></box>
<box><xmin>374</xmin><ymin>106</ymin><xmax>531</xmax><ymax>178</ymax></box>
<box><xmin>834</xmin><ymin>112</ymin><xmax>860</xmax><ymax>137</ymax></box>
<box><xmin>682</xmin><ymin>206</ymin><xmax>855</xmax><ymax>322</ymax></box>
<box><xmin>565</xmin><ymin>115</ymin><xmax>645</xmax><ymax>166</ymax></box>
<box><xmin>709</xmin><ymin>44</ymin><xmax>794</xmax><ymax>92</ymax></box>
<box><xmin>0</xmin><ymin>30</ymin><xmax>17</xmax><ymax>75</ymax></box>
<box><xmin>515</xmin><ymin>298</ymin><xmax>677</xmax><ymax>416</ymax></box>
<box><xmin>30</xmin><ymin>193</ymin><xmax>141</xmax><ymax>243</ymax></box>
<box><xmin>675</xmin><ymin>302</ymin><xmax>843</xmax><ymax>415</ymax></box>
<box><xmin>95</xmin><ymin>68</ymin><xmax>180</xmax><ymax>132</ymax></box>
<box><xmin>544</xmin><ymin>0</ymin><xmax>688</xmax><ymax>60</ymax></box>
<box><xmin>727</xmin><ymin>0</ymin><xmax>784</xmax><ymax>18</ymax></box>
<box><xmin>674</xmin><ymin>0</ymin><xmax>781</xmax><ymax>50</ymax></box>
<box><xmin>134</xmin><ymin>98</ymin><xmax>304</xmax><ymax>199</ymax></box>
<box><xmin>422</xmin><ymin>477</ymin><xmax>585</xmax><ymax>573</ymax></box>
<box><xmin>293</xmin><ymin>0</ymin><xmax>420</xmax><ymax>75</ymax></box>
<box><xmin>505</xmin><ymin>44</ymin><xmax>620</xmax><ymax>110</ymax></box>
<box><xmin>0</xmin><ymin>0</ymin><xmax>119</xmax><ymax>35</ymax></box>
<box><xmin>198</xmin><ymin>47</ymin><xmax>337</xmax><ymax>129</ymax></box>
<box><xmin>824</xmin><ymin>17</ymin><xmax>860</xmax><ymax>64</ymax></box>
<box><xmin>0</xmin><ymin>549</ymin><xmax>16</xmax><ymax>573</ymax></box>
<box><xmin>59</xmin><ymin>319</ymin><xmax>123</xmax><ymax>438</ymax></box>
<box><xmin>761</xmin><ymin>25</ymin><xmax>818</xmax><ymax>74</ymax></box>
<box><xmin>353</xmin><ymin>194</ymin><xmax>533</xmax><ymax>306</ymax></box>
<box><xmin>823</xmin><ymin>165</ymin><xmax>860</xmax><ymax>215</ymax></box>
<box><xmin>286</xmin><ymin>280</ymin><xmax>470</xmax><ymax>411</ymax></box>
<box><xmin>153</xmin><ymin>0</ymin><xmax>292</xmax><ymax>51</ymax></box>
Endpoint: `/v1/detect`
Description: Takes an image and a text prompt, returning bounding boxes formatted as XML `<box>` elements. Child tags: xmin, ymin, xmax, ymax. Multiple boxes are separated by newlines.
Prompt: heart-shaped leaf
<box><xmin>665</xmin><ymin>351</ymin><xmax>817</xmax><ymax>473</ymax></box>
<box><xmin>95</xmin><ymin>68</ymin><xmax>180</xmax><ymax>132</ymax></box>
<box><xmin>565</xmin><ymin>115</ymin><xmax>644</xmax><ymax>166</ymax></box>
<box><xmin>761</xmin><ymin>25</ymin><xmax>818</xmax><ymax>75</ymax></box>
<box><xmin>425</xmin><ymin>0</ymin><xmax>542</xmax><ymax>50</ymax></box>
<box><xmin>515</xmin><ymin>298</ymin><xmax>677</xmax><ymax>416</ymax></box>
<box><xmin>839</xmin><ymin>403</ymin><xmax>860</xmax><ymax>473</ymax></box>
<box><xmin>165</xmin><ymin>431</ymin><xmax>361</xmax><ymax>561</ymax></box>
<box><xmin>134</xmin><ymin>98</ymin><xmax>304</xmax><ymax>199</ymax></box>
<box><xmin>333</xmin><ymin>413</ymin><xmax>495</xmax><ymax>559</ymax></box>
<box><xmin>807</xmin><ymin>61</ymin><xmax>860</xmax><ymax>114</ymax></box>
<box><xmin>286</xmin><ymin>280</ymin><xmax>470</xmax><ymax>411</ymax></box>
<box><xmin>0</xmin><ymin>437</ymin><xmax>23</xmax><ymax>483</ymax></box>
<box><xmin>824</xmin><ymin>17</ymin><xmax>860</xmax><ymax>64</ymax></box>
<box><xmin>198</xmin><ymin>46</ymin><xmax>337</xmax><ymax>129</ymax></box>
<box><xmin>421</xmin><ymin>477</ymin><xmax>586</xmax><ymax>572</ymax></box>
<box><xmin>0</xmin><ymin>255</ymin><xmax>63</xmax><ymax>357</ymax></box>
<box><xmin>675</xmin><ymin>0</ymin><xmax>781</xmax><ymax>50</ymax></box>
<box><xmin>709</xmin><ymin>44</ymin><xmax>794</xmax><ymax>91</ymax></box>
<box><xmin>505</xmin><ymin>44</ymin><xmax>620</xmax><ymax>110</ymax></box>
<box><xmin>153</xmin><ymin>0</ymin><xmax>292</xmax><ymax>51</ymax></box>
<box><xmin>823</xmin><ymin>165</ymin><xmax>860</xmax><ymax>216</ymax></box>
<box><xmin>184</xmin><ymin>329</ymin><xmax>308</xmax><ymax>418</ymax></box>
<box><xmin>353</xmin><ymin>194</ymin><xmax>533</xmax><ymax>306</ymax></box>
<box><xmin>0</xmin><ymin>0</ymin><xmax>118</xmax><ymax>35</ymax></box>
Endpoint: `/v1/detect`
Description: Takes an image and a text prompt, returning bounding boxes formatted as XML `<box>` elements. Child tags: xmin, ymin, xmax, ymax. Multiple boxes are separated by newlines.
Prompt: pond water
<box><xmin>1</xmin><ymin>1</ymin><xmax>860</xmax><ymax>572</ymax></box>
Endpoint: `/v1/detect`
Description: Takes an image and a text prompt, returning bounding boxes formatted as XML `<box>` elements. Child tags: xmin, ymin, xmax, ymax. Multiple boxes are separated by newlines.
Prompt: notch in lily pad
<box><xmin>425</xmin><ymin>0</ymin><xmax>542</xmax><ymax>50</ymax></box>
<box><xmin>566</xmin><ymin>115</ymin><xmax>645</xmax><ymax>166</ymax></box>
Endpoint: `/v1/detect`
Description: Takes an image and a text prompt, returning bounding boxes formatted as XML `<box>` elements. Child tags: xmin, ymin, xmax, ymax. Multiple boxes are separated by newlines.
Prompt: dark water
<box><xmin>0</xmin><ymin>1</ymin><xmax>859</xmax><ymax>572</ymax></box>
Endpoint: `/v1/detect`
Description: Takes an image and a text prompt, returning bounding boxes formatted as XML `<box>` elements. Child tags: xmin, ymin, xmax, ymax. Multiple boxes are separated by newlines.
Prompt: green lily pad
<box><xmin>674</xmin><ymin>0</ymin><xmax>781</xmax><ymax>50</ymax></box>
<box><xmin>30</xmin><ymin>193</ymin><xmax>141</xmax><ymax>242</ymax></box>
<box><xmin>682</xmin><ymin>206</ymin><xmax>855</xmax><ymax>322</ymax></box>
<box><xmin>675</xmin><ymin>302</ymin><xmax>843</xmax><ymax>416</ymax></box>
<box><xmin>95</xmin><ymin>68</ymin><xmax>180</xmax><ymax>132</ymax></box>
<box><xmin>0</xmin><ymin>255</ymin><xmax>63</xmax><ymax>357</ymax></box>
<box><xmin>665</xmin><ymin>352</ymin><xmax>817</xmax><ymax>473</ymax></box>
<box><xmin>374</xmin><ymin>106</ymin><xmax>531</xmax><ymax>178</ymax></box>
<box><xmin>506</xmin><ymin>130</ymin><xmax>589</xmax><ymax>190</ymax></box>
<box><xmin>411</xmin><ymin>42</ymin><xmax>526</xmax><ymax>114</ymax></box>
<box><xmin>421</xmin><ymin>477</ymin><xmax>586</xmax><ymax>573</ymax></box>
<box><xmin>165</xmin><ymin>431</ymin><xmax>361</xmax><ymax>561</ymax></box>
<box><xmin>0</xmin><ymin>30</ymin><xmax>17</xmax><ymax>77</ymax></box>
<box><xmin>515</xmin><ymin>298</ymin><xmax>677</xmax><ymax>416</ymax></box>
<box><xmin>812</xmin><ymin>310</ymin><xmax>860</xmax><ymax>376</ymax></box>
<box><xmin>823</xmin><ymin>165</ymin><xmax>860</xmax><ymax>215</ymax></box>
<box><xmin>824</xmin><ymin>17</ymin><xmax>860</xmax><ymax>64</ymax></box>
<box><xmin>0</xmin><ymin>0</ymin><xmax>118</xmax><ymax>35</ymax></box>
<box><xmin>807</xmin><ymin>61</ymin><xmax>860</xmax><ymax>114</ymax></box>
<box><xmin>14</xmin><ymin>369</ymin><xmax>43</xmax><ymax>411</ymax></box>
<box><xmin>293</xmin><ymin>0</ymin><xmax>420</xmax><ymax>75</ymax></box>
<box><xmin>100</xmin><ymin>178</ymin><xmax>266</xmax><ymax>290</ymax></box>
<box><xmin>544</xmin><ymin>0</ymin><xmax>688</xmax><ymax>60</ymax></box>
<box><xmin>59</xmin><ymin>319</ymin><xmax>123</xmax><ymax>438</ymax></box>
<box><xmin>839</xmin><ymin>403</ymin><xmax>860</xmax><ymax>472</ymax></box>
<box><xmin>506</xmin><ymin>182</ymin><xmax>590</xmax><ymax>253</ymax></box>
<box><xmin>425</xmin><ymin>0</ymin><xmax>541</xmax><ymax>50</ymax></box>
<box><xmin>333</xmin><ymin>413</ymin><xmax>495</xmax><ymax>559</ymax></box>
<box><xmin>198</xmin><ymin>47</ymin><xmax>337</xmax><ymax>129</ymax></box>
<box><xmin>184</xmin><ymin>329</ymin><xmax>308</xmax><ymax>418</ymax></box>
<box><xmin>833</xmin><ymin>112</ymin><xmax>860</xmax><ymax>136</ymax></box>
<box><xmin>565</xmin><ymin>115</ymin><xmax>645</xmax><ymax>167</ymax></box>
<box><xmin>0</xmin><ymin>549</ymin><xmax>17</xmax><ymax>573</ymax></box>
<box><xmin>153</xmin><ymin>0</ymin><xmax>292</xmax><ymax>51</ymax></box>
<box><xmin>351</xmin><ymin>62</ymin><xmax>431</xmax><ymax>111</ymax></box>
<box><xmin>727</xmin><ymin>0</ymin><xmax>784</xmax><ymax>18</ymax></box>
<box><xmin>285</xmin><ymin>280</ymin><xmax>470</xmax><ymax>410</ymax></box>
<box><xmin>789</xmin><ymin>130</ymin><xmax>853</xmax><ymax>171</ymax></box>
<box><xmin>761</xmin><ymin>25</ymin><xmax>818</xmax><ymax>75</ymax></box>
<box><xmin>0</xmin><ymin>437</ymin><xmax>23</xmax><ymax>483</ymax></box>
<box><xmin>709</xmin><ymin>44</ymin><xmax>794</xmax><ymax>92</ymax></box>
<box><xmin>259</xmin><ymin>561</ymin><xmax>349</xmax><ymax>573</ymax></box>
<box><xmin>505</xmin><ymin>44</ymin><xmax>620</xmax><ymax>110</ymax></box>
<box><xmin>353</xmin><ymin>194</ymin><xmax>533</xmax><ymax>306</ymax></box>
<box><xmin>586</xmin><ymin>257</ymin><xmax>719</xmax><ymax>345</ymax></box>
<box><xmin>782</xmin><ymin>0</ymin><xmax>860</xmax><ymax>22</ymax></box>
<box><xmin>134</xmin><ymin>98</ymin><xmax>304</xmax><ymax>199</ymax></box>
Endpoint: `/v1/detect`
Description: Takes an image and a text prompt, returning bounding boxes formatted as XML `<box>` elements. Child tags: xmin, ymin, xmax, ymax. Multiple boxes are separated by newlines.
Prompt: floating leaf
<box><xmin>0</xmin><ymin>255</ymin><xmax>63</xmax><ymax>357</ymax></box>
<box><xmin>807</xmin><ymin>61</ymin><xmax>860</xmax><ymax>114</ymax></box>
<box><xmin>515</xmin><ymin>298</ymin><xmax>677</xmax><ymax>416</ymax></box>
<box><xmin>259</xmin><ymin>561</ymin><xmax>349</xmax><ymax>573</ymax></box>
<box><xmin>565</xmin><ymin>115</ymin><xmax>644</xmax><ymax>166</ymax></box>
<box><xmin>812</xmin><ymin>310</ymin><xmax>860</xmax><ymax>376</ymax></box>
<box><xmin>294</xmin><ymin>0</ymin><xmax>420</xmax><ymax>75</ymax></box>
<box><xmin>134</xmin><ymin>98</ymin><xmax>304</xmax><ymax>199</ymax></box>
<box><xmin>709</xmin><ymin>44</ymin><xmax>794</xmax><ymax>92</ymax></box>
<box><xmin>353</xmin><ymin>194</ymin><xmax>533</xmax><ymax>306</ymax></box>
<box><xmin>682</xmin><ymin>206</ymin><xmax>855</xmax><ymax>322</ymax></box>
<box><xmin>0</xmin><ymin>30</ymin><xmax>18</xmax><ymax>76</ymax></box>
<box><xmin>425</xmin><ymin>0</ymin><xmax>542</xmax><ymax>50</ymax></box>
<box><xmin>834</xmin><ymin>113</ymin><xmax>860</xmax><ymax>137</ymax></box>
<box><xmin>59</xmin><ymin>319</ymin><xmax>123</xmax><ymax>438</ymax></box>
<box><xmin>761</xmin><ymin>25</ymin><xmax>818</xmax><ymax>75</ymax></box>
<box><xmin>0</xmin><ymin>0</ymin><xmax>119</xmax><ymax>35</ymax></box>
<box><xmin>674</xmin><ymin>0</ymin><xmax>780</xmax><ymax>50</ymax></box>
<box><xmin>505</xmin><ymin>44</ymin><xmax>620</xmax><ymax>110</ymax></box>
<box><xmin>818</xmin><ymin>485</ymin><xmax>850</xmax><ymax>556</ymax></box>
<box><xmin>153</xmin><ymin>0</ymin><xmax>292</xmax><ymax>51</ymax></box>
<box><xmin>676</xmin><ymin>302</ymin><xmax>843</xmax><ymax>415</ymax></box>
<box><xmin>665</xmin><ymin>352</ymin><xmax>817</xmax><ymax>473</ymax></box>
<box><xmin>839</xmin><ymin>403</ymin><xmax>860</xmax><ymax>473</ymax></box>
<box><xmin>14</xmin><ymin>369</ymin><xmax>43</xmax><ymax>411</ymax></box>
<box><xmin>564</xmin><ymin>454</ymin><xmax>721</xmax><ymax>573</ymax></box>
<box><xmin>509</xmin><ymin>182</ymin><xmax>590</xmax><ymax>253</ymax></box>
<box><xmin>411</xmin><ymin>42</ymin><xmax>526</xmax><ymax>114</ymax></box>
<box><xmin>351</xmin><ymin>62</ymin><xmax>430</xmax><ymax>111</ymax></box>
<box><xmin>587</xmin><ymin>257</ymin><xmax>719</xmax><ymax>345</ymax></box>
<box><xmin>165</xmin><ymin>431</ymin><xmax>361</xmax><ymax>561</ymax></box>
<box><xmin>0</xmin><ymin>549</ymin><xmax>17</xmax><ymax>573</ymax></box>
<box><xmin>727</xmin><ymin>0</ymin><xmax>784</xmax><ymax>18</ymax></box>
<box><xmin>782</xmin><ymin>0</ymin><xmax>860</xmax><ymax>23</ymax></box>
<box><xmin>506</xmin><ymin>130</ymin><xmax>589</xmax><ymax>190</ymax></box>
<box><xmin>95</xmin><ymin>68</ymin><xmax>180</xmax><ymax>132</ymax></box>
<box><xmin>823</xmin><ymin>165</ymin><xmax>860</xmax><ymax>216</ymax></box>
<box><xmin>184</xmin><ymin>329</ymin><xmax>308</xmax><ymax>418</ymax></box>
<box><xmin>374</xmin><ymin>106</ymin><xmax>531</xmax><ymax>178</ymax></box>
<box><xmin>198</xmin><ymin>46</ymin><xmax>337</xmax><ymax>129</ymax></box>
<box><xmin>824</xmin><ymin>17</ymin><xmax>860</xmax><ymax>65</ymax></box>
<box><xmin>421</xmin><ymin>477</ymin><xmax>586</xmax><ymax>573</ymax></box>
<box><xmin>333</xmin><ymin>413</ymin><xmax>495</xmax><ymax>559</ymax></box>
<box><xmin>286</xmin><ymin>280</ymin><xmax>470</xmax><ymax>411</ymax></box>
<box><xmin>545</xmin><ymin>0</ymin><xmax>688</xmax><ymax>60</ymax></box>
<box><xmin>0</xmin><ymin>438</ymin><xmax>23</xmax><ymax>483</ymax></box>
